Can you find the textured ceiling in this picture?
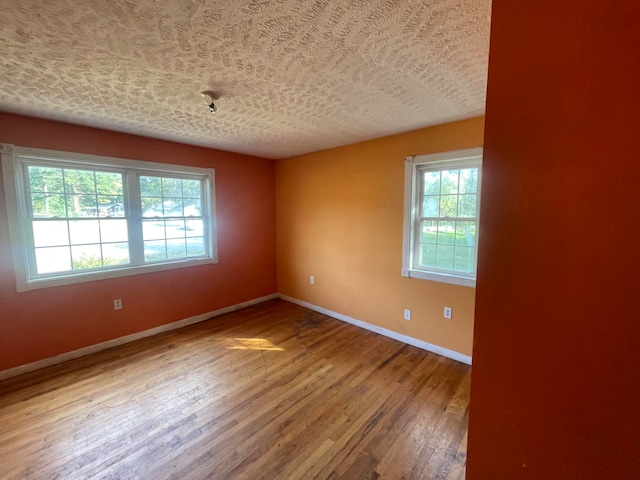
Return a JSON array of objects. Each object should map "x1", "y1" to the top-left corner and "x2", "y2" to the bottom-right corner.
[{"x1": 0, "y1": 0, "x2": 491, "y2": 159}]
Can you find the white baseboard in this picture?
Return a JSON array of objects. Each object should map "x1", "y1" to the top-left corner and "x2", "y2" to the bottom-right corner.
[
  {"x1": 278, "y1": 294, "x2": 472, "y2": 365},
  {"x1": 1, "y1": 292, "x2": 470, "y2": 381},
  {"x1": 0, "y1": 293, "x2": 279, "y2": 381}
]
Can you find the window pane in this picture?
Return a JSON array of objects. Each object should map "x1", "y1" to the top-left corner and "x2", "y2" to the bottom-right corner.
[
  {"x1": 419, "y1": 243, "x2": 437, "y2": 268},
  {"x1": 140, "y1": 175, "x2": 203, "y2": 264},
  {"x1": 102, "y1": 243, "x2": 130, "y2": 265},
  {"x1": 441, "y1": 170, "x2": 460, "y2": 194},
  {"x1": 185, "y1": 219, "x2": 204, "y2": 237},
  {"x1": 142, "y1": 197, "x2": 163, "y2": 217},
  {"x1": 455, "y1": 222, "x2": 476, "y2": 247},
  {"x1": 459, "y1": 168, "x2": 478, "y2": 194},
  {"x1": 100, "y1": 219, "x2": 128, "y2": 243},
  {"x1": 33, "y1": 220, "x2": 69, "y2": 247},
  {"x1": 76, "y1": 195, "x2": 99, "y2": 217},
  {"x1": 421, "y1": 221, "x2": 437, "y2": 244},
  {"x1": 167, "y1": 238, "x2": 187, "y2": 259},
  {"x1": 422, "y1": 171, "x2": 441, "y2": 195},
  {"x1": 437, "y1": 221, "x2": 455, "y2": 245},
  {"x1": 143, "y1": 220, "x2": 166, "y2": 241},
  {"x1": 422, "y1": 196, "x2": 439, "y2": 217},
  {"x1": 162, "y1": 177, "x2": 182, "y2": 196},
  {"x1": 48, "y1": 194, "x2": 68, "y2": 217},
  {"x1": 140, "y1": 176, "x2": 162, "y2": 197},
  {"x1": 28, "y1": 167, "x2": 130, "y2": 275},
  {"x1": 71, "y1": 244, "x2": 103, "y2": 270},
  {"x1": 454, "y1": 246, "x2": 474, "y2": 273},
  {"x1": 439, "y1": 195, "x2": 458, "y2": 217},
  {"x1": 436, "y1": 245, "x2": 455, "y2": 270},
  {"x1": 95, "y1": 172, "x2": 123, "y2": 195},
  {"x1": 95, "y1": 197, "x2": 124, "y2": 217},
  {"x1": 458, "y1": 194, "x2": 477, "y2": 217},
  {"x1": 165, "y1": 220, "x2": 186, "y2": 239},
  {"x1": 163, "y1": 199, "x2": 183, "y2": 217},
  {"x1": 29, "y1": 166, "x2": 64, "y2": 193},
  {"x1": 187, "y1": 237, "x2": 205, "y2": 256},
  {"x1": 31, "y1": 193, "x2": 66, "y2": 217},
  {"x1": 144, "y1": 240, "x2": 167, "y2": 262},
  {"x1": 69, "y1": 220, "x2": 100, "y2": 245},
  {"x1": 31, "y1": 195, "x2": 49, "y2": 218},
  {"x1": 182, "y1": 179, "x2": 201, "y2": 198},
  {"x1": 183, "y1": 200, "x2": 201, "y2": 217},
  {"x1": 66, "y1": 195, "x2": 89, "y2": 218},
  {"x1": 30, "y1": 194, "x2": 47, "y2": 217},
  {"x1": 35, "y1": 246, "x2": 71, "y2": 274},
  {"x1": 64, "y1": 169, "x2": 96, "y2": 195}
]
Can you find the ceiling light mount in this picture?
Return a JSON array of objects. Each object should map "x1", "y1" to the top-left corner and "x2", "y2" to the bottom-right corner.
[{"x1": 201, "y1": 91, "x2": 219, "y2": 113}]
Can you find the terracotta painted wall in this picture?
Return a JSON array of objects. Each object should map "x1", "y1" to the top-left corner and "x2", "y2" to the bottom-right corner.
[
  {"x1": 276, "y1": 117, "x2": 484, "y2": 357},
  {"x1": 468, "y1": 1, "x2": 640, "y2": 479},
  {"x1": 0, "y1": 112, "x2": 276, "y2": 372}
]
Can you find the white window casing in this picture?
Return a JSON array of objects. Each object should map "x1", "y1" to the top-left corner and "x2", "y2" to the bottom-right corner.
[
  {"x1": 402, "y1": 147, "x2": 483, "y2": 288},
  {"x1": 1, "y1": 144, "x2": 218, "y2": 292}
]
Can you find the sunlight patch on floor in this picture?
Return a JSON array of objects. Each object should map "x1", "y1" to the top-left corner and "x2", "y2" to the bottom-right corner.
[{"x1": 224, "y1": 338, "x2": 284, "y2": 351}]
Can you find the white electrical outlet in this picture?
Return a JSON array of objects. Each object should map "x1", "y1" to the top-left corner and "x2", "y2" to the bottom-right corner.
[
  {"x1": 444, "y1": 307, "x2": 452, "y2": 319},
  {"x1": 114, "y1": 299, "x2": 122, "y2": 310},
  {"x1": 310, "y1": 275, "x2": 315, "y2": 284},
  {"x1": 404, "y1": 309, "x2": 411, "y2": 321}
]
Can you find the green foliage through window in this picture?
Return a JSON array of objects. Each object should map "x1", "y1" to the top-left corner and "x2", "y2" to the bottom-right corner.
[
  {"x1": 2, "y1": 145, "x2": 217, "y2": 291},
  {"x1": 418, "y1": 166, "x2": 478, "y2": 274}
]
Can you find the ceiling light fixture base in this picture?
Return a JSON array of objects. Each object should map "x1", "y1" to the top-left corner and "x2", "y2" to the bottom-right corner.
[{"x1": 201, "y1": 91, "x2": 220, "y2": 113}]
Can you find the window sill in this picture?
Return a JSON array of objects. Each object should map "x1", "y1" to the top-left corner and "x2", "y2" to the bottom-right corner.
[
  {"x1": 402, "y1": 268, "x2": 476, "y2": 288},
  {"x1": 15, "y1": 257, "x2": 218, "y2": 293}
]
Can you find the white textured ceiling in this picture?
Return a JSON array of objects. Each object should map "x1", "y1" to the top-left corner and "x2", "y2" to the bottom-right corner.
[{"x1": 0, "y1": 0, "x2": 491, "y2": 159}]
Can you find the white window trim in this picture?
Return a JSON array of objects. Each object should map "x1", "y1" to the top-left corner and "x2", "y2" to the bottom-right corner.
[
  {"x1": 1, "y1": 144, "x2": 218, "y2": 292},
  {"x1": 402, "y1": 147, "x2": 483, "y2": 288}
]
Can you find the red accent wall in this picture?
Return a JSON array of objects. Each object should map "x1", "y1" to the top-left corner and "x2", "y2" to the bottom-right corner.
[
  {"x1": 468, "y1": 2, "x2": 640, "y2": 479},
  {"x1": 0, "y1": 112, "x2": 276, "y2": 371}
]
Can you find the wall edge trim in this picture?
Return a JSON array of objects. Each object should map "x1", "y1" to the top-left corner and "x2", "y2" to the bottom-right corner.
[
  {"x1": 0, "y1": 293, "x2": 279, "y2": 381},
  {"x1": 278, "y1": 294, "x2": 472, "y2": 365}
]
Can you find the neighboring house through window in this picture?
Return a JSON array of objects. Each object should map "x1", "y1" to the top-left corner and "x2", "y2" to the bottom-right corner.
[
  {"x1": 1, "y1": 144, "x2": 218, "y2": 292},
  {"x1": 402, "y1": 147, "x2": 482, "y2": 287}
]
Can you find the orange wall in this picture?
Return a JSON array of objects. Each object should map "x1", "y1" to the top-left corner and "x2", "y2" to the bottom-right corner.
[
  {"x1": 468, "y1": 1, "x2": 640, "y2": 479},
  {"x1": 276, "y1": 117, "x2": 484, "y2": 357},
  {"x1": 0, "y1": 112, "x2": 276, "y2": 372}
]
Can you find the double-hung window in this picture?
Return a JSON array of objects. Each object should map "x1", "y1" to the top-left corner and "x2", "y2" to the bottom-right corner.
[
  {"x1": 402, "y1": 147, "x2": 482, "y2": 287},
  {"x1": 2, "y1": 144, "x2": 218, "y2": 292}
]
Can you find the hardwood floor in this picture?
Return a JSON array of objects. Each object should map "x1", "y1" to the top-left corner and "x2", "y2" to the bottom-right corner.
[{"x1": 0, "y1": 299, "x2": 470, "y2": 479}]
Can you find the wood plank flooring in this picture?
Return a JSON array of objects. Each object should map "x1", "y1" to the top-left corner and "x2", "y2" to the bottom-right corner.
[{"x1": 0, "y1": 299, "x2": 470, "y2": 479}]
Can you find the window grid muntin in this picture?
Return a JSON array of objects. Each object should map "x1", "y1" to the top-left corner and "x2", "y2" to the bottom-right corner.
[
  {"x1": 6, "y1": 149, "x2": 214, "y2": 287},
  {"x1": 140, "y1": 174, "x2": 206, "y2": 264},
  {"x1": 402, "y1": 147, "x2": 482, "y2": 287},
  {"x1": 24, "y1": 161, "x2": 130, "y2": 276},
  {"x1": 412, "y1": 160, "x2": 480, "y2": 279}
]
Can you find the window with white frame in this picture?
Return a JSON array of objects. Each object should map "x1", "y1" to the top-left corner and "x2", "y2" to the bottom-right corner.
[
  {"x1": 402, "y1": 147, "x2": 482, "y2": 287},
  {"x1": 1, "y1": 144, "x2": 217, "y2": 292}
]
